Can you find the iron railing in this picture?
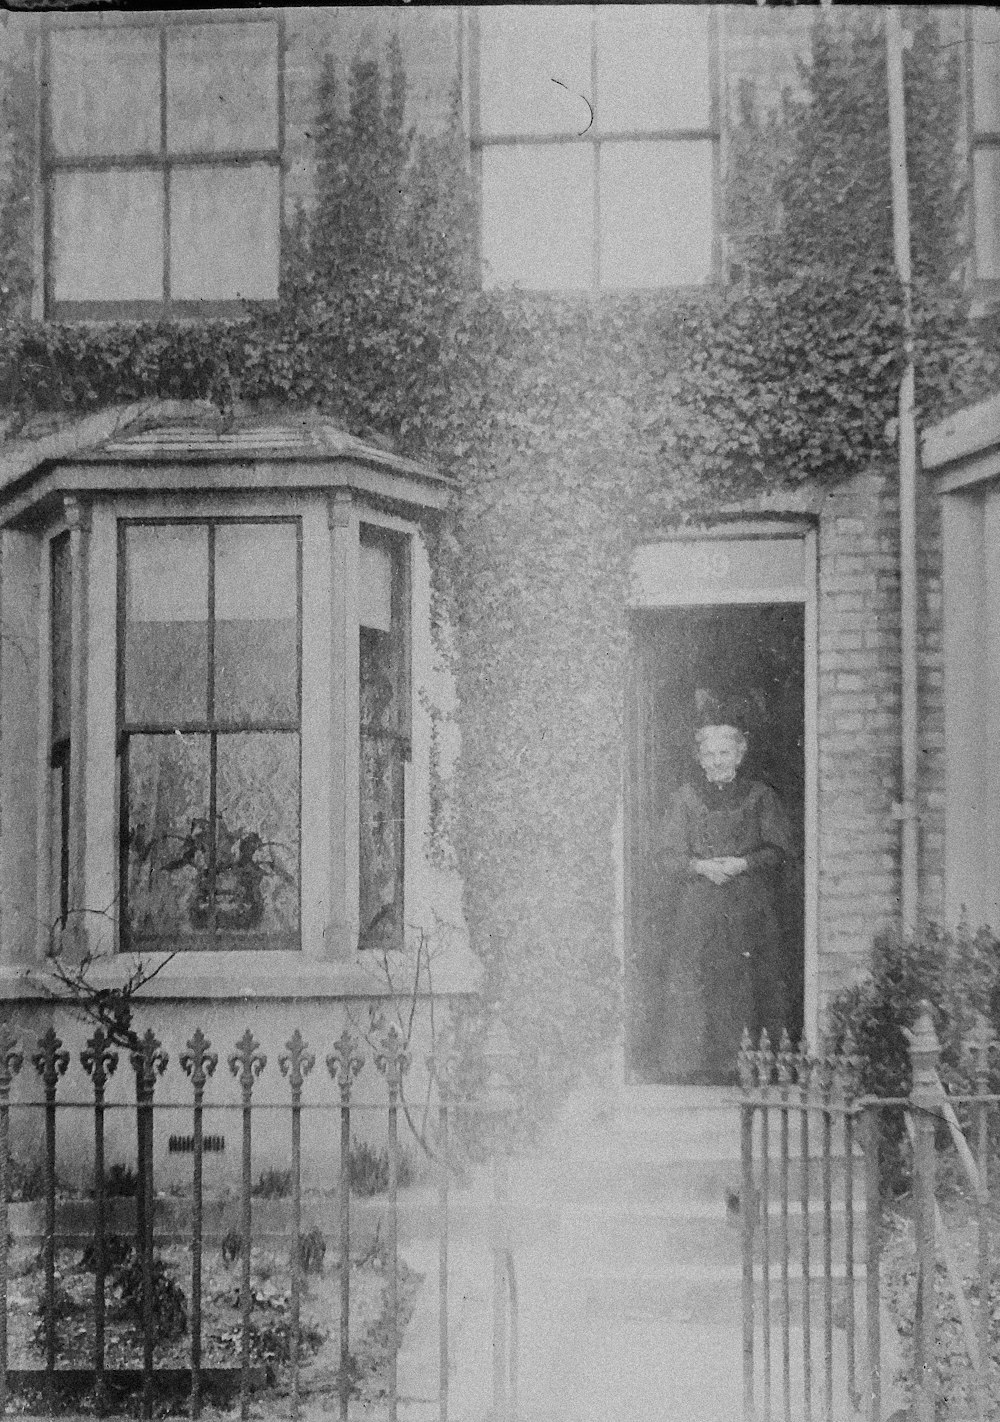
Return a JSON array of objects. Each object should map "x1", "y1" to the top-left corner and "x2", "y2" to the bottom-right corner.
[
  {"x1": 738, "y1": 1005, "x2": 999, "y2": 1422},
  {"x1": 0, "y1": 1018, "x2": 519, "y2": 1422}
]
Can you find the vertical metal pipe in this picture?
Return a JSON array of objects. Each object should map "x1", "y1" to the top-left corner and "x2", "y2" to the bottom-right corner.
[
  {"x1": 974, "y1": 1024, "x2": 991, "y2": 1420},
  {"x1": 761, "y1": 1096, "x2": 772, "y2": 1422},
  {"x1": 844, "y1": 1105, "x2": 857, "y2": 1411},
  {"x1": 375, "y1": 1026, "x2": 409, "y2": 1422},
  {"x1": 327, "y1": 1028, "x2": 364, "y2": 1422},
  {"x1": 0, "y1": 1028, "x2": 23, "y2": 1422},
  {"x1": 799, "y1": 1048, "x2": 813, "y2": 1422},
  {"x1": 741, "y1": 1098, "x2": 755, "y2": 1420},
  {"x1": 82, "y1": 1029, "x2": 118, "y2": 1420},
  {"x1": 228, "y1": 1031, "x2": 266, "y2": 1422},
  {"x1": 280, "y1": 1032, "x2": 315, "y2": 1422},
  {"x1": 908, "y1": 1006, "x2": 939, "y2": 1422},
  {"x1": 32, "y1": 1028, "x2": 68, "y2": 1420},
  {"x1": 776, "y1": 1037, "x2": 792, "y2": 1422},
  {"x1": 438, "y1": 1088, "x2": 450, "y2": 1422},
  {"x1": 864, "y1": 1107, "x2": 882, "y2": 1422},
  {"x1": 885, "y1": 4, "x2": 920, "y2": 934},
  {"x1": 181, "y1": 1030, "x2": 217, "y2": 1422},
  {"x1": 821, "y1": 1060, "x2": 834, "y2": 1422}
]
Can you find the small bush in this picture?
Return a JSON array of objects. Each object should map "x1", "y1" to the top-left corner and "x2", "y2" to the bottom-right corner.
[
  {"x1": 111, "y1": 1250, "x2": 188, "y2": 1342},
  {"x1": 252, "y1": 1167, "x2": 292, "y2": 1200},
  {"x1": 220, "y1": 1228, "x2": 243, "y2": 1265},
  {"x1": 31, "y1": 1282, "x2": 81, "y2": 1349},
  {"x1": 8, "y1": 1159, "x2": 47, "y2": 1202},
  {"x1": 348, "y1": 1138, "x2": 415, "y2": 1198},
  {"x1": 79, "y1": 1234, "x2": 132, "y2": 1274},
  {"x1": 104, "y1": 1163, "x2": 139, "y2": 1198},
  {"x1": 299, "y1": 1225, "x2": 326, "y2": 1275}
]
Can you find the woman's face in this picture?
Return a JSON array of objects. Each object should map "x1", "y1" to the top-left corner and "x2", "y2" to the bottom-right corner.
[{"x1": 696, "y1": 724, "x2": 747, "y2": 785}]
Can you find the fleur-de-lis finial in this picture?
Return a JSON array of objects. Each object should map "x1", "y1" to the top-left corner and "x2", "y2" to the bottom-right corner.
[
  {"x1": 375, "y1": 1023, "x2": 410, "y2": 1098},
  {"x1": 32, "y1": 1026, "x2": 70, "y2": 1092},
  {"x1": 228, "y1": 1029, "x2": 266, "y2": 1099},
  {"x1": 737, "y1": 1026, "x2": 756, "y2": 1092},
  {"x1": 756, "y1": 1028, "x2": 775, "y2": 1090},
  {"x1": 776, "y1": 1028, "x2": 795, "y2": 1090},
  {"x1": 837, "y1": 1026, "x2": 863, "y2": 1102},
  {"x1": 0, "y1": 1023, "x2": 23, "y2": 1094},
  {"x1": 796, "y1": 1036, "x2": 814, "y2": 1094},
  {"x1": 326, "y1": 1028, "x2": 365, "y2": 1102},
  {"x1": 81, "y1": 1027, "x2": 119, "y2": 1094},
  {"x1": 279, "y1": 1030, "x2": 316, "y2": 1095},
  {"x1": 180, "y1": 1029, "x2": 218, "y2": 1093},
  {"x1": 130, "y1": 1028, "x2": 168, "y2": 1094}
]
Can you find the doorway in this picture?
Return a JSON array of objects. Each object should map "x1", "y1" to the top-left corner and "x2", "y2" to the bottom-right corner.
[{"x1": 625, "y1": 603, "x2": 806, "y2": 1083}]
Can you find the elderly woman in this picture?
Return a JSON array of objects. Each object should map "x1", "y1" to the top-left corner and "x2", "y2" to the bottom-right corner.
[{"x1": 659, "y1": 696, "x2": 795, "y2": 1084}]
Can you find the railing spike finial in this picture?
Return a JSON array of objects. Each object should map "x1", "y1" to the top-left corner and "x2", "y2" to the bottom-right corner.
[
  {"x1": 905, "y1": 1001, "x2": 940, "y2": 1094},
  {"x1": 971, "y1": 1012, "x2": 994, "y2": 1092},
  {"x1": 326, "y1": 1027, "x2": 365, "y2": 1103},
  {"x1": 32, "y1": 1026, "x2": 70, "y2": 1090},
  {"x1": 228, "y1": 1030, "x2": 266, "y2": 1098},
  {"x1": 776, "y1": 1028, "x2": 795, "y2": 1088},
  {"x1": 757, "y1": 1027, "x2": 775, "y2": 1089},
  {"x1": 279, "y1": 1029, "x2": 316, "y2": 1093},
  {"x1": 737, "y1": 1027, "x2": 756, "y2": 1092},
  {"x1": 130, "y1": 1028, "x2": 168, "y2": 1093},
  {"x1": 0, "y1": 1023, "x2": 23, "y2": 1093},
  {"x1": 375, "y1": 1023, "x2": 411, "y2": 1096},
  {"x1": 81, "y1": 1027, "x2": 119, "y2": 1093},
  {"x1": 181, "y1": 1028, "x2": 218, "y2": 1092},
  {"x1": 838, "y1": 1026, "x2": 863, "y2": 1102},
  {"x1": 796, "y1": 1035, "x2": 814, "y2": 1094}
]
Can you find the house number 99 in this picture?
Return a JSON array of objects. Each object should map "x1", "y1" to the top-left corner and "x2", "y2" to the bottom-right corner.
[{"x1": 692, "y1": 548, "x2": 731, "y2": 579}]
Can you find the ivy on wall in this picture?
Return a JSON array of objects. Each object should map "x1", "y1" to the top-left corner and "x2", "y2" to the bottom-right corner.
[{"x1": 0, "y1": 13, "x2": 997, "y2": 1100}]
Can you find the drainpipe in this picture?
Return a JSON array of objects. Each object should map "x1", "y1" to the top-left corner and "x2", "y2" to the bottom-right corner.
[{"x1": 886, "y1": 8, "x2": 920, "y2": 935}]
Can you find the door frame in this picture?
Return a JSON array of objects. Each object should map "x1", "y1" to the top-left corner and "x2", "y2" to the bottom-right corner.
[{"x1": 617, "y1": 522, "x2": 819, "y2": 1074}]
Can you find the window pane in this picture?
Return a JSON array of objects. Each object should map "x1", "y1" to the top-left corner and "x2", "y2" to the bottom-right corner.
[
  {"x1": 481, "y1": 144, "x2": 594, "y2": 289},
  {"x1": 169, "y1": 164, "x2": 280, "y2": 301},
  {"x1": 360, "y1": 731, "x2": 404, "y2": 952},
  {"x1": 600, "y1": 140, "x2": 714, "y2": 287},
  {"x1": 166, "y1": 21, "x2": 279, "y2": 154},
  {"x1": 360, "y1": 541, "x2": 392, "y2": 633},
  {"x1": 974, "y1": 9, "x2": 1000, "y2": 134},
  {"x1": 215, "y1": 524, "x2": 298, "y2": 723},
  {"x1": 50, "y1": 533, "x2": 72, "y2": 749},
  {"x1": 124, "y1": 525, "x2": 209, "y2": 725},
  {"x1": 49, "y1": 27, "x2": 160, "y2": 157},
  {"x1": 126, "y1": 732, "x2": 211, "y2": 943},
  {"x1": 976, "y1": 148, "x2": 1000, "y2": 280},
  {"x1": 596, "y1": 7, "x2": 711, "y2": 132},
  {"x1": 479, "y1": 5, "x2": 592, "y2": 137},
  {"x1": 216, "y1": 732, "x2": 299, "y2": 938},
  {"x1": 52, "y1": 169, "x2": 163, "y2": 303}
]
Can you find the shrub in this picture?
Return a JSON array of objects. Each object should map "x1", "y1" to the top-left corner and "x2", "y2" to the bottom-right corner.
[
  {"x1": 8, "y1": 1159, "x2": 47, "y2": 1202},
  {"x1": 826, "y1": 920, "x2": 1000, "y2": 1190},
  {"x1": 111, "y1": 1250, "x2": 188, "y2": 1342},
  {"x1": 104, "y1": 1163, "x2": 139, "y2": 1198},
  {"x1": 220, "y1": 1228, "x2": 243, "y2": 1265},
  {"x1": 348, "y1": 1138, "x2": 415, "y2": 1197},
  {"x1": 252, "y1": 1167, "x2": 292, "y2": 1201},
  {"x1": 299, "y1": 1225, "x2": 326, "y2": 1275}
]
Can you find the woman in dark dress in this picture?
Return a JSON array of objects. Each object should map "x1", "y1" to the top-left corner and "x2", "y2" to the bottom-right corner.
[{"x1": 658, "y1": 700, "x2": 795, "y2": 1083}]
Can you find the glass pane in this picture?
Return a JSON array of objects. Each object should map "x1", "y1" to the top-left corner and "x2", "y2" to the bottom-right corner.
[
  {"x1": 479, "y1": 6, "x2": 592, "y2": 137},
  {"x1": 214, "y1": 524, "x2": 298, "y2": 723},
  {"x1": 169, "y1": 164, "x2": 280, "y2": 301},
  {"x1": 166, "y1": 21, "x2": 279, "y2": 153},
  {"x1": 360, "y1": 733, "x2": 404, "y2": 952},
  {"x1": 215, "y1": 732, "x2": 299, "y2": 936},
  {"x1": 50, "y1": 27, "x2": 160, "y2": 157},
  {"x1": 600, "y1": 140, "x2": 714, "y2": 287},
  {"x1": 126, "y1": 732, "x2": 210, "y2": 942},
  {"x1": 124, "y1": 525, "x2": 209, "y2": 725},
  {"x1": 50, "y1": 533, "x2": 72, "y2": 748},
  {"x1": 976, "y1": 148, "x2": 1000, "y2": 280},
  {"x1": 596, "y1": 7, "x2": 711, "y2": 132},
  {"x1": 52, "y1": 169, "x2": 163, "y2": 303},
  {"x1": 361, "y1": 626, "x2": 400, "y2": 737},
  {"x1": 481, "y1": 144, "x2": 594, "y2": 289},
  {"x1": 974, "y1": 9, "x2": 1000, "y2": 134}
]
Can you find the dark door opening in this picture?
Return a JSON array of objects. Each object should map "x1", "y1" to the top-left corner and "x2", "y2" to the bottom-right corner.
[{"x1": 625, "y1": 603, "x2": 805, "y2": 1084}]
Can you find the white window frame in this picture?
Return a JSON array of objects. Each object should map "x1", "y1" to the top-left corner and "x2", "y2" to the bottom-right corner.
[{"x1": 469, "y1": 4, "x2": 721, "y2": 291}]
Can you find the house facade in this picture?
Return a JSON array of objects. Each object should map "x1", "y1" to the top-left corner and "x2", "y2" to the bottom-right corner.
[{"x1": 0, "y1": 7, "x2": 991, "y2": 1148}]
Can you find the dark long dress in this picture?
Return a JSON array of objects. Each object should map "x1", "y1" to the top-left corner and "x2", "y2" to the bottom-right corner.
[{"x1": 658, "y1": 774, "x2": 795, "y2": 1083}]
